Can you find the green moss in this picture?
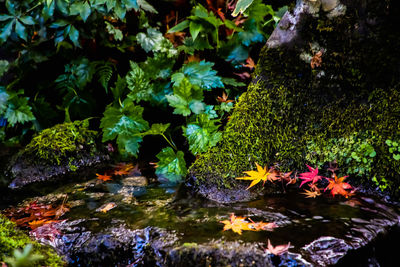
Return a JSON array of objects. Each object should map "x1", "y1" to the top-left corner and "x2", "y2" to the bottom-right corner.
[
  {"x1": 0, "y1": 214, "x2": 64, "y2": 266},
  {"x1": 189, "y1": 2, "x2": 400, "y2": 197},
  {"x1": 25, "y1": 120, "x2": 97, "y2": 166}
]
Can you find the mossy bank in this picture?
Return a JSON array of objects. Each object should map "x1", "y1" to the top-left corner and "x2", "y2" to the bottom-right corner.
[
  {"x1": 6, "y1": 120, "x2": 109, "y2": 189},
  {"x1": 0, "y1": 214, "x2": 64, "y2": 266},
  {"x1": 188, "y1": 0, "x2": 400, "y2": 202}
]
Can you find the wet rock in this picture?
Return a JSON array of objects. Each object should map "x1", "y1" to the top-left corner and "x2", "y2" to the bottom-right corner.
[
  {"x1": 302, "y1": 236, "x2": 351, "y2": 265},
  {"x1": 7, "y1": 151, "x2": 109, "y2": 189},
  {"x1": 122, "y1": 176, "x2": 148, "y2": 187}
]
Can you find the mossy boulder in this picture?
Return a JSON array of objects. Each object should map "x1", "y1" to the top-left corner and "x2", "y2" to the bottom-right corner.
[
  {"x1": 0, "y1": 214, "x2": 64, "y2": 266},
  {"x1": 188, "y1": 0, "x2": 400, "y2": 202},
  {"x1": 7, "y1": 120, "x2": 109, "y2": 189}
]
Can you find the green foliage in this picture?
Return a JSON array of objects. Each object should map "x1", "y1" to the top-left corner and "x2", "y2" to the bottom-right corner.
[
  {"x1": 183, "y1": 114, "x2": 222, "y2": 155},
  {"x1": 172, "y1": 61, "x2": 224, "y2": 91},
  {"x1": 386, "y1": 139, "x2": 400, "y2": 161},
  {"x1": 4, "y1": 244, "x2": 44, "y2": 267},
  {"x1": 0, "y1": 88, "x2": 35, "y2": 127},
  {"x1": 0, "y1": 214, "x2": 64, "y2": 266},
  {"x1": 232, "y1": 0, "x2": 254, "y2": 17},
  {"x1": 306, "y1": 132, "x2": 377, "y2": 176},
  {"x1": 100, "y1": 100, "x2": 149, "y2": 157},
  {"x1": 25, "y1": 119, "x2": 97, "y2": 165},
  {"x1": 166, "y1": 78, "x2": 204, "y2": 116},
  {"x1": 0, "y1": 0, "x2": 285, "y2": 182},
  {"x1": 155, "y1": 147, "x2": 187, "y2": 183}
]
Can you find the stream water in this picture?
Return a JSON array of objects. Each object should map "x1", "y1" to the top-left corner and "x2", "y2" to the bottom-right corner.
[{"x1": 2, "y1": 165, "x2": 400, "y2": 266}]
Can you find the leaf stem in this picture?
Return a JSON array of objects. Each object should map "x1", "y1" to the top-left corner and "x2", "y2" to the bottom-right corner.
[{"x1": 161, "y1": 133, "x2": 177, "y2": 151}]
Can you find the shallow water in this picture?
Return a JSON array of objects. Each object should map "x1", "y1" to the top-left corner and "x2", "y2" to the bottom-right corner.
[{"x1": 3, "y1": 169, "x2": 400, "y2": 266}]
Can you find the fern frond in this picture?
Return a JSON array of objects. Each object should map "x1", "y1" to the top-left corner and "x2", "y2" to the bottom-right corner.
[{"x1": 95, "y1": 62, "x2": 114, "y2": 93}]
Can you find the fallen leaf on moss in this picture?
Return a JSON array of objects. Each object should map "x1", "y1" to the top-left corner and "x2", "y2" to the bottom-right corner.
[{"x1": 236, "y1": 163, "x2": 272, "y2": 189}]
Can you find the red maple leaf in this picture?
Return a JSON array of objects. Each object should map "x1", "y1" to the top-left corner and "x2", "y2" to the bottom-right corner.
[
  {"x1": 299, "y1": 165, "x2": 323, "y2": 187},
  {"x1": 324, "y1": 174, "x2": 353, "y2": 197}
]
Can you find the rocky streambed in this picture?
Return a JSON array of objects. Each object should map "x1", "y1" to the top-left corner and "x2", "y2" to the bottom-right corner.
[{"x1": 2, "y1": 168, "x2": 399, "y2": 267}]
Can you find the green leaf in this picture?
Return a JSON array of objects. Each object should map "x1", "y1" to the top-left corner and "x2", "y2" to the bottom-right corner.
[
  {"x1": 168, "y1": 20, "x2": 189, "y2": 33},
  {"x1": 126, "y1": 61, "x2": 151, "y2": 102},
  {"x1": 0, "y1": 60, "x2": 10, "y2": 77},
  {"x1": 136, "y1": 28, "x2": 163, "y2": 53},
  {"x1": 0, "y1": 20, "x2": 14, "y2": 43},
  {"x1": 166, "y1": 78, "x2": 204, "y2": 116},
  {"x1": 69, "y1": 25, "x2": 80, "y2": 47},
  {"x1": 178, "y1": 61, "x2": 224, "y2": 90},
  {"x1": 19, "y1": 16, "x2": 35, "y2": 25},
  {"x1": 110, "y1": 75, "x2": 127, "y2": 101},
  {"x1": 189, "y1": 21, "x2": 203, "y2": 41},
  {"x1": 100, "y1": 101, "x2": 149, "y2": 157},
  {"x1": 105, "y1": 21, "x2": 123, "y2": 41},
  {"x1": 386, "y1": 139, "x2": 392, "y2": 146},
  {"x1": 0, "y1": 14, "x2": 13, "y2": 21},
  {"x1": 393, "y1": 154, "x2": 400, "y2": 161},
  {"x1": 221, "y1": 77, "x2": 246, "y2": 87},
  {"x1": 239, "y1": 19, "x2": 265, "y2": 46},
  {"x1": 137, "y1": 0, "x2": 157, "y2": 13},
  {"x1": 0, "y1": 87, "x2": 9, "y2": 113},
  {"x1": 155, "y1": 147, "x2": 187, "y2": 183},
  {"x1": 71, "y1": 2, "x2": 92, "y2": 22},
  {"x1": 183, "y1": 114, "x2": 222, "y2": 155},
  {"x1": 232, "y1": 0, "x2": 254, "y2": 17},
  {"x1": 4, "y1": 94, "x2": 35, "y2": 126},
  {"x1": 15, "y1": 20, "x2": 27, "y2": 41},
  {"x1": 369, "y1": 150, "x2": 376, "y2": 158},
  {"x1": 143, "y1": 123, "x2": 170, "y2": 136}
]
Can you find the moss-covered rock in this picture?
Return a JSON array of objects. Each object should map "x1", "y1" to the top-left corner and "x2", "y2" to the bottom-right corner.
[
  {"x1": 188, "y1": 0, "x2": 400, "y2": 202},
  {"x1": 0, "y1": 214, "x2": 64, "y2": 266},
  {"x1": 7, "y1": 120, "x2": 109, "y2": 189}
]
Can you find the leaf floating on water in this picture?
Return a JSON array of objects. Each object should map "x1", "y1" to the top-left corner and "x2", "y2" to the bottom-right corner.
[
  {"x1": 220, "y1": 213, "x2": 253, "y2": 235},
  {"x1": 265, "y1": 239, "x2": 291, "y2": 256},
  {"x1": 96, "y1": 173, "x2": 112, "y2": 181},
  {"x1": 97, "y1": 202, "x2": 117, "y2": 213}
]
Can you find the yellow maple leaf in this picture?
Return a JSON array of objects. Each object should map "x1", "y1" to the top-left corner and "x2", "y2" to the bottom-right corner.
[
  {"x1": 220, "y1": 213, "x2": 253, "y2": 235},
  {"x1": 236, "y1": 162, "x2": 275, "y2": 189}
]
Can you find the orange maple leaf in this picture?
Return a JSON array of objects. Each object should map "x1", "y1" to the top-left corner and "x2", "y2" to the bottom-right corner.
[
  {"x1": 113, "y1": 169, "x2": 129, "y2": 176},
  {"x1": 220, "y1": 213, "x2": 253, "y2": 235},
  {"x1": 217, "y1": 92, "x2": 234, "y2": 103},
  {"x1": 96, "y1": 173, "x2": 112, "y2": 181},
  {"x1": 302, "y1": 189, "x2": 321, "y2": 198},
  {"x1": 265, "y1": 239, "x2": 291, "y2": 255},
  {"x1": 248, "y1": 219, "x2": 278, "y2": 231},
  {"x1": 236, "y1": 163, "x2": 274, "y2": 189},
  {"x1": 242, "y1": 57, "x2": 255, "y2": 70},
  {"x1": 311, "y1": 51, "x2": 323, "y2": 69},
  {"x1": 324, "y1": 174, "x2": 353, "y2": 197}
]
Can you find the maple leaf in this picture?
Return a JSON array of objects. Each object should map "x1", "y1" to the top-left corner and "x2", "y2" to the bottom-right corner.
[
  {"x1": 28, "y1": 219, "x2": 59, "y2": 230},
  {"x1": 113, "y1": 169, "x2": 129, "y2": 176},
  {"x1": 96, "y1": 173, "x2": 112, "y2": 181},
  {"x1": 248, "y1": 219, "x2": 278, "y2": 231},
  {"x1": 217, "y1": 92, "x2": 234, "y2": 103},
  {"x1": 265, "y1": 239, "x2": 291, "y2": 256},
  {"x1": 242, "y1": 57, "x2": 255, "y2": 70},
  {"x1": 97, "y1": 202, "x2": 117, "y2": 213},
  {"x1": 301, "y1": 189, "x2": 321, "y2": 198},
  {"x1": 236, "y1": 163, "x2": 271, "y2": 189},
  {"x1": 54, "y1": 204, "x2": 70, "y2": 219},
  {"x1": 324, "y1": 174, "x2": 353, "y2": 197},
  {"x1": 299, "y1": 165, "x2": 323, "y2": 187},
  {"x1": 220, "y1": 213, "x2": 253, "y2": 235},
  {"x1": 30, "y1": 221, "x2": 61, "y2": 242},
  {"x1": 311, "y1": 51, "x2": 323, "y2": 69}
]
